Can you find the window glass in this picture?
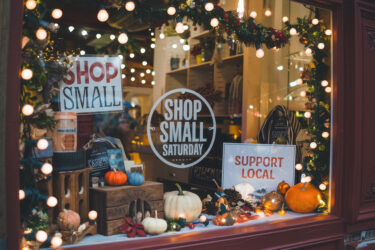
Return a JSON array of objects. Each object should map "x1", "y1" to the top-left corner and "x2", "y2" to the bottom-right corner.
[{"x1": 19, "y1": 0, "x2": 332, "y2": 248}]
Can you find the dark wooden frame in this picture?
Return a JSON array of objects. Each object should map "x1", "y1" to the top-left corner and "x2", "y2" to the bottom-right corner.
[{"x1": 7, "y1": 0, "x2": 375, "y2": 249}]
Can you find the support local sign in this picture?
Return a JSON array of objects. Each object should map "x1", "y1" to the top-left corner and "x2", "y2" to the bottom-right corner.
[
  {"x1": 222, "y1": 143, "x2": 296, "y2": 195},
  {"x1": 60, "y1": 56, "x2": 123, "y2": 113}
]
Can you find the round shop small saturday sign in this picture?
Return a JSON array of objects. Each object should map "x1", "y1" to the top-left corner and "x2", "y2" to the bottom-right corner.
[{"x1": 147, "y1": 88, "x2": 216, "y2": 168}]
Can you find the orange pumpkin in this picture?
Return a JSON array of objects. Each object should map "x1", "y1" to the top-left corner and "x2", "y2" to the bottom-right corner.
[
  {"x1": 58, "y1": 209, "x2": 81, "y2": 231},
  {"x1": 105, "y1": 169, "x2": 127, "y2": 186},
  {"x1": 213, "y1": 212, "x2": 235, "y2": 226},
  {"x1": 285, "y1": 182, "x2": 321, "y2": 213},
  {"x1": 277, "y1": 181, "x2": 290, "y2": 195}
]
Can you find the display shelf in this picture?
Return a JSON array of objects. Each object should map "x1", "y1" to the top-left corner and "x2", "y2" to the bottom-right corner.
[
  {"x1": 166, "y1": 67, "x2": 188, "y2": 75},
  {"x1": 222, "y1": 54, "x2": 243, "y2": 62},
  {"x1": 189, "y1": 61, "x2": 212, "y2": 70}
]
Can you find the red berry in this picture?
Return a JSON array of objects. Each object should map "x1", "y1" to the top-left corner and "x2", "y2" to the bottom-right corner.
[{"x1": 224, "y1": 13, "x2": 229, "y2": 18}]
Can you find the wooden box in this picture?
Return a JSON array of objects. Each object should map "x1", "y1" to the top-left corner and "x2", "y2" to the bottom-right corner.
[{"x1": 90, "y1": 181, "x2": 164, "y2": 236}]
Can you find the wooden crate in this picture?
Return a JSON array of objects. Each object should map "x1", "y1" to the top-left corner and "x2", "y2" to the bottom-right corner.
[
  {"x1": 53, "y1": 168, "x2": 91, "y2": 221},
  {"x1": 90, "y1": 181, "x2": 164, "y2": 236}
]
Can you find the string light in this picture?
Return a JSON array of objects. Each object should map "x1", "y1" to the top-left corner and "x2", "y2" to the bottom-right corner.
[
  {"x1": 19, "y1": 190, "x2": 25, "y2": 200},
  {"x1": 321, "y1": 80, "x2": 329, "y2": 87},
  {"x1": 319, "y1": 183, "x2": 327, "y2": 191},
  {"x1": 110, "y1": 34, "x2": 116, "y2": 40},
  {"x1": 250, "y1": 11, "x2": 257, "y2": 19},
  {"x1": 305, "y1": 48, "x2": 313, "y2": 56},
  {"x1": 310, "y1": 142, "x2": 317, "y2": 149},
  {"x1": 25, "y1": 0, "x2": 37, "y2": 10},
  {"x1": 142, "y1": 61, "x2": 147, "y2": 66},
  {"x1": 200, "y1": 215, "x2": 207, "y2": 223},
  {"x1": 150, "y1": 43, "x2": 155, "y2": 48},
  {"x1": 297, "y1": 78, "x2": 303, "y2": 85},
  {"x1": 175, "y1": 22, "x2": 184, "y2": 33},
  {"x1": 141, "y1": 79, "x2": 146, "y2": 84},
  {"x1": 121, "y1": 64, "x2": 125, "y2": 69},
  {"x1": 312, "y1": 18, "x2": 319, "y2": 25},
  {"x1": 151, "y1": 81, "x2": 155, "y2": 85},
  {"x1": 264, "y1": 9, "x2": 272, "y2": 17},
  {"x1": 210, "y1": 18, "x2": 219, "y2": 27},
  {"x1": 295, "y1": 164, "x2": 303, "y2": 171},
  {"x1": 183, "y1": 44, "x2": 190, "y2": 51},
  {"x1": 151, "y1": 32, "x2": 154, "y2": 36},
  {"x1": 322, "y1": 132, "x2": 329, "y2": 138},
  {"x1": 81, "y1": 29, "x2": 88, "y2": 36},
  {"x1": 41, "y1": 163, "x2": 53, "y2": 175},
  {"x1": 325, "y1": 29, "x2": 332, "y2": 36},
  {"x1": 80, "y1": 50, "x2": 86, "y2": 56},
  {"x1": 325, "y1": 87, "x2": 332, "y2": 93},
  {"x1": 277, "y1": 65, "x2": 283, "y2": 71},
  {"x1": 68, "y1": 26, "x2": 75, "y2": 32},
  {"x1": 88, "y1": 210, "x2": 98, "y2": 220},
  {"x1": 282, "y1": 16, "x2": 289, "y2": 23},
  {"x1": 159, "y1": 33, "x2": 165, "y2": 39},
  {"x1": 37, "y1": 138, "x2": 49, "y2": 150},
  {"x1": 51, "y1": 8, "x2": 63, "y2": 19},
  {"x1": 46, "y1": 196, "x2": 58, "y2": 207},
  {"x1": 22, "y1": 104, "x2": 34, "y2": 116},
  {"x1": 140, "y1": 48, "x2": 146, "y2": 53},
  {"x1": 51, "y1": 236, "x2": 63, "y2": 248},
  {"x1": 205, "y1": 2, "x2": 214, "y2": 11},
  {"x1": 305, "y1": 176, "x2": 312, "y2": 182},
  {"x1": 131, "y1": 77, "x2": 135, "y2": 82},
  {"x1": 97, "y1": 9, "x2": 109, "y2": 22},
  {"x1": 167, "y1": 6, "x2": 176, "y2": 16},
  {"x1": 36, "y1": 28, "x2": 47, "y2": 40},
  {"x1": 130, "y1": 68, "x2": 135, "y2": 73},
  {"x1": 125, "y1": 1, "x2": 135, "y2": 11},
  {"x1": 122, "y1": 74, "x2": 126, "y2": 79},
  {"x1": 36, "y1": 230, "x2": 48, "y2": 243},
  {"x1": 304, "y1": 111, "x2": 311, "y2": 118},
  {"x1": 172, "y1": 43, "x2": 178, "y2": 49},
  {"x1": 145, "y1": 69, "x2": 151, "y2": 74},
  {"x1": 118, "y1": 33, "x2": 128, "y2": 44},
  {"x1": 140, "y1": 72, "x2": 145, "y2": 77},
  {"x1": 300, "y1": 91, "x2": 306, "y2": 97},
  {"x1": 152, "y1": 71, "x2": 155, "y2": 76},
  {"x1": 129, "y1": 53, "x2": 135, "y2": 58},
  {"x1": 255, "y1": 48, "x2": 264, "y2": 58},
  {"x1": 290, "y1": 28, "x2": 297, "y2": 35},
  {"x1": 317, "y1": 43, "x2": 325, "y2": 50},
  {"x1": 21, "y1": 68, "x2": 33, "y2": 80}
]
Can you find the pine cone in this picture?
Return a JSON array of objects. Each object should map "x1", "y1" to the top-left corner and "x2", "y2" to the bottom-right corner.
[
  {"x1": 224, "y1": 189, "x2": 242, "y2": 206},
  {"x1": 203, "y1": 201, "x2": 218, "y2": 215}
]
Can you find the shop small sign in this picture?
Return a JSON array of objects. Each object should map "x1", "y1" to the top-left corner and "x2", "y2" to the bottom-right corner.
[
  {"x1": 60, "y1": 56, "x2": 123, "y2": 113},
  {"x1": 147, "y1": 88, "x2": 216, "y2": 168},
  {"x1": 222, "y1": 143, "x2": 296, "y2": 194}
]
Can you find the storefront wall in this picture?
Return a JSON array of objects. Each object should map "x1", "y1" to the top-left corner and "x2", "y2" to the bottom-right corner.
[{"x1": 3, "y1": 0, "x2": 375, "y2": 249}]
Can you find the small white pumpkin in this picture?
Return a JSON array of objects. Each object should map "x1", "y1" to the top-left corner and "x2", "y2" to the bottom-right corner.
[
  {"x1": 142, "y1": 210, "x2": 167, "y2": 235},
  {"x1": 164, "y1": 184, "x2": 202, "y2": 222},
  {"x1": 234, "y1": 183, "x2": 255, "y2": 201}
]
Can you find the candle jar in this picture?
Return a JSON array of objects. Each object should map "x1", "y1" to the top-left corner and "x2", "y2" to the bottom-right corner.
[{"x1": 53, "y1": 112, "x2": 77, "y2": 152}]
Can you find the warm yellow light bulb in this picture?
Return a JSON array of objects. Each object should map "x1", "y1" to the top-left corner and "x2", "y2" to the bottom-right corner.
[
  {"x1": 200, "y1": 215, "x2": 207, "y2": 223},
  {"x1": 210, "y1": 18, "x2": 219, "y2": 27},
  {"x1": 118, "y1": 33, "x2": 128, "y2": 44},
  {"x1": 264, "y1": 9, "x2": 272, "y2": 17},
  {"x1": 295, "y1": 163, "x2": 303, "y2": 171},
  {"x1": 325, "y1": 29, "x2": 332, "y2": 36},
  {"x1": 310, "y1": 142, "x2": 317, "y2": 149},
  {"x1": 88, "y1": 210, "x2": 98, "y2": 220},
  {"x1": 325, "y1": 87, "x2": 332, "y2": 93},
  {"x1": 25, "y1": 0, "x2": 37, "y2": 10},
  {"x1": 305, "y1": 48, "x2": 313, "y2": 56},
  {"x1": 321, "y1": 80, "x2": 329, "y2": 87},
  {"x1": 290, "y1": 28, "x2": 297, "y2": 35},
  {"x1": 37, "y1": 138, "x2": 49, "y2": 150},
  {"x1": 322, "y1": 132, "x2": 329, "y2": 138},
  {"x1": 22, "y1": 104, "x2": 34, "y2": 116},
  {"x1": 46, "y1": 196, "x2": 58, "y2": 207},
  {"x1": 318, "y1": 43, "x2": 325, "y2": 50},
  {"x1": 205, "y1": 2, "x2": 214, "y2": 11},
  {"x1": 312, "y1": 18, "x2": 319, "y2": 25},
  {"x1": 97, "y1": 9, "x2": 109, "y2": 22},
  {"x1": 282, "y1": 16, "x2": 289, "y2": 23},
  {"x1": 36, "y1": 230, "x2": 48, "y2": 243},
  {"x1": 21, "y1": 68, "x2": 33, "y2": 80},
  {"x1": 125, "y1": 1, "x2": 135, "y2": 11},
  {"x1": 175, "y1": 22, "x2": 184, "y2": 33},
  {"x1": 250, "y1": 11, "x2": 257, "y2": 19},
  {"x1": 50, "y1": 236, "x2": 63, "y2": 247},
  {"x1": 319, "y1": 183, "x2": 327, "y2": 191},
  {"x1": 297, "y1": 78, "x2": 303, "y2": 85},
  {"x1": 41, "y1": 162, "x2": 53, "y2": 175},
  {"x1": 19, "y1": 190, "x2": 25, "y2": 200},
  {"x1": 256, "y1": 48, "x2": 264, "y2": 58},
  {"x1": 51, "y1": 8, "x2": 63, "y2": 19},
  {"x1": 304, "y1": 111, "x2": 311, "y2": 119},
  {"x1": 36, "y1": 28, "x2": 47, "y2": 40},
  {"x1": 300, "y1": 91, "x2": 306, "y2": 97},
  {"x1": 167, "y1": 6, "x2": 176, "y2": 16}
]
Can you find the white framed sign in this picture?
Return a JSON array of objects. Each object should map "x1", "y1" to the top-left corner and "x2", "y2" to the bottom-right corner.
[
  {"x1": 60, "y1": 56, "x2": 123, "y2": 113},
  {"x1": 147, "y1": 88, "x2": 216, "y2": 168},
  {"x1": 222, "y1": 143, "x2": 296, "y2": 195}
]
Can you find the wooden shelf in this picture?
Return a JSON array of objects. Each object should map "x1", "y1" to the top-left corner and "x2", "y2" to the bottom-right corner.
[
  {"x1": 189, "y1": 61, "x2": 212, "y2": 70},
  {"x1": 222, "y1": 53, "x2": 243, "y2": 62},
  {"x1": 166, "y1": 67, "x2": 188, "y2": 75}
]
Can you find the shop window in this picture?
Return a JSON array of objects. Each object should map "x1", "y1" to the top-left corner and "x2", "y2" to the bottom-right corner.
[{"x1": 19, "y1": 0, "x2": 332, "y2": 248}]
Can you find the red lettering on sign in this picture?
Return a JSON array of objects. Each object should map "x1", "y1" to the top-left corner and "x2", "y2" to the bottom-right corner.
[
  {"x1": 263, "y1": 157, "x2": 270, "y2": 167},
  {"x1": 235, "y1": 156, "x2": 241, "y2": 166},
  {"x1": 256, "y1": 157, "x2": 262, "y2": 166},
  {"x1": 77, "y1": 61, "x2": 89, "y2": 84},
  {"x1": 278, "y1": 157, "x2": 284, "y2": 167},
  {"x1": 63, "y1": 70, "x2": 75, "y2": 85},
  {"x1": 271, "y1": 157, "x2": 277, "y2": 167},
  {"x1": 90, "y1": 62, "x2": 105, "y2": 82},
  {"x1": 256, "y1": 169, "x2": 262, "y2": 179},
  {"x1": 249, "y1": 156, "x2": 255, "y2": 166},
  {"x1": 106, "y1": 62, "x2": 118, "y2": 83}
]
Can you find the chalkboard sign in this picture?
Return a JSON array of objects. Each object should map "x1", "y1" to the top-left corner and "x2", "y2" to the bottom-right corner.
[
  {"x1": 86, "y1": 141, "x2": 112, "y2": 182},
  {"x1": 269, "y1": 113, "x2": 289, "y2": 144}
]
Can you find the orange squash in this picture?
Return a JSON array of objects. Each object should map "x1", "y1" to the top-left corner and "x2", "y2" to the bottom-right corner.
[
  {"x1": 285, "y1": 182, "x2": 321, "y2": 213},
  {"x1": 105, "y1": 169, "x2": 127, "y2": 186},
  {"x1": 277, "y1": 181, "x2": 290, "y2": 195}
]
